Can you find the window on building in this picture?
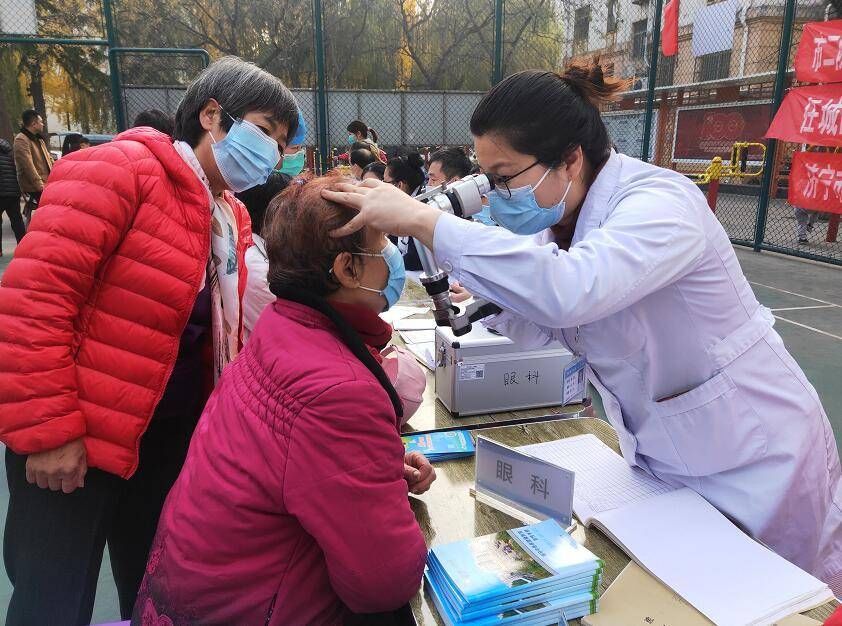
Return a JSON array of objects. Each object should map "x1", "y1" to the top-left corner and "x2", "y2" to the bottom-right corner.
[
  {"x1": 656, "y1": 53, "x2": 676, "y2": 86},
  {"x1": 606, "y1": 0, "x2": 618, "y2": 34},
  {"x1": 573, "y1": 7, "x2": 591, "y2": 55},
  {"x1": 697, "y1": 50, "x2": 732, "y2": 81},
  {"x1": 632, "y1": 19, "x2": 648, "y2": 62}
]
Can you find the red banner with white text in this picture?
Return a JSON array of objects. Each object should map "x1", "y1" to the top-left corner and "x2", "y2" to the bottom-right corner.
[
  {"x1": 788, "y1": 151, "x2": 842, "y2": 214},
  {"x1": 795, "y1": 20, "x2": 842, "y2": 84},
  {"x1": 766, "y1": 84, "x2": 842, "y2": 147}
]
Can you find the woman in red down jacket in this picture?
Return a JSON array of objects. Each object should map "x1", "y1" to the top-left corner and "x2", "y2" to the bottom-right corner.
[
  {"x1": 133, "y1": 175, "x2": 434, "y2": 625},
  {"x1": 0, "y1": 56, "x2": 299, "y2": 626}
]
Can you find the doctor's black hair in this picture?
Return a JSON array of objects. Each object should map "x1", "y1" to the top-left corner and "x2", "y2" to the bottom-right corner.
[{"x1": 470, "y1": 61, "x2": 628, "y2": 169}]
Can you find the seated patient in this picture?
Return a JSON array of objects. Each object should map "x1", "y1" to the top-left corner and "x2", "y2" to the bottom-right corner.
[
  {"x1": 239, "y1": 172, "x2": 427, "y2": 422},
  {"x1": 133, "y1": 176, "x2": 433, "y2": 625}
]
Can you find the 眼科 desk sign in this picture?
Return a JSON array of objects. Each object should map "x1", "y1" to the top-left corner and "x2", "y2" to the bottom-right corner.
[{"x1": 474, "y1": 436, "x2": 575, "y2": 528}]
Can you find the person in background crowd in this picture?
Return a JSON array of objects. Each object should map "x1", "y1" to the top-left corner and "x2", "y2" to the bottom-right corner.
[
  {"x1": 279, "y1": 145, "x2": 307, "y2": 177},
  {"x1": 350, "y1": 146, "x2": 377, "y2": 179},
  {"x1": 0, "y1": 137, "x2": 25, "y2": 254},
  {"x1": 61, "y1": 133, "x2": 87, "y2": 157},
  {"x1": 13, "y1": 109, "x2": 53, "y2": 220},
  {"x1": 134, "y1": 175, "x2": 432, "y2": 625},
  {"x1": 239, "y1": 110, "x2": 309, "y2": 338},
  {"x1": 347, "y1": 119, "x2": 386, "y2": 162},
  {"x1": 427, "y1": 146, "x2": 471, "y2": 188},
  {"x1": 79, "y1": 137, "x2": 91, "y2": 150},
  {"x1": 794, "y1": 146, "x2": 824, "y2": 245},
  {"x1": 425, "y1": 147, "x2": 482, "y2": 300},
  {"x1": 363, "y1": 161, "x2": 386, "y2": 181},
  {"x1": 429, "y1": 146, "x2": 496, "y2": 227},
  {"x1": 795, "y1": 205, "x2": 819, "y2": 245},
  {"x1": 385, "y1": 151, "x2": 426, "y2": 271},
  {"x1": 0, "y1": 56, "x2": 298, "y2": 626},
  {"x1": 132, "y1": 109, "x2": 176, "y2": 137},
  {"x1": 238, "y1": 171, "x2": 292, "y2": 338},
  {"x1": 339, "y1": 140, "x2": 384, "y2": 169}
]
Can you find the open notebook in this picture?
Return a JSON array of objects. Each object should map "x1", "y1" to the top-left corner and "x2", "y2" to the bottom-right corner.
[{"x1": 519, "y1": 435, "x2": 833, "y2": 626}]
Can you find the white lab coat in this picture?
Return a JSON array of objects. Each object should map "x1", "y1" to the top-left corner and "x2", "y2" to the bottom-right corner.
[{"x1": 433, "y1": 151, "x2": 842, "y2": 590}]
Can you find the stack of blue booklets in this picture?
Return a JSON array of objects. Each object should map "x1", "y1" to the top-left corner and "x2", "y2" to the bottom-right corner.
[
  {"x1": 402, "y1": 430, "x2": 475, "y2": 461},
  {"x1": 425, "y1": 519, "x2": 603, "y2": 625}
]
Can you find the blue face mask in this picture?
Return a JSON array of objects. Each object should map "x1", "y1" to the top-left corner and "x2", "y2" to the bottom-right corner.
[
  {"x1": 348, "y1": 134, "x2": 357, "y2": 145},
  {"x1": 472, "y1": 203, "x2": 497, "y2": 226},
  {"x1": 210, "y1": 110, "x2": 280, "y2": 193},
  {"x1": 354, "y1": 241, "x2": 406, "y2": 310},
  {"x1": 487, "y1": 168, "x2": 572, "y2": 235},
  {"x1": 277, "y1": 149, "x2": 306, "y2": 176}
]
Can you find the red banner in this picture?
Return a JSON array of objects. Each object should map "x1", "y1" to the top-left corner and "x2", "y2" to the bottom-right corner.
[
  {"x1": 766, "y1": 84, "x2": 842, "y2": 147},
  {"x1": 662, "y1": 0, "x2": 679, "y2": 57},
  {"x1": 795, "y1": 20, "x2": 842, "y2": 84},
  {"x1": 788, "y1": 151, "x2": 842, "y2": 214},
  {"x1": 673, "y1": 103, "x2": 771, "y2": 161}
]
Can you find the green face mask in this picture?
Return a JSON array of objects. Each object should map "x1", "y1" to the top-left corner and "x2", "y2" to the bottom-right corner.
[{"x1": 277, "y1": 149, "x2": 306, "y2": 176}]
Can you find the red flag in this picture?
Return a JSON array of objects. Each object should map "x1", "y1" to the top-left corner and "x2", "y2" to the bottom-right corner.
[
  {"x1": 662, "y1": 0, "x2": 679, "y2": 57},
  {"x1": 765, "y1": 84, "x2": 842, "y2": 147},
  {"x1": 794, "y1": 20, "x2": 842, "y2": 84},
  {"x1": 789, "y1": 151, "x2": 842, "y2": 214}
]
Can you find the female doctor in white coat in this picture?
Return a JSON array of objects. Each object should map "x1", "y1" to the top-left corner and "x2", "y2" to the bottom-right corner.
[{"x1": 324, "y1": 63, "x2": 842, "y2": 592}]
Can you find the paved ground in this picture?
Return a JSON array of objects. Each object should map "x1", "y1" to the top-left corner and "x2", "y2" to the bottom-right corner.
[{"x1": 0, "y1": 222, "x2": 839, "y2": 624}]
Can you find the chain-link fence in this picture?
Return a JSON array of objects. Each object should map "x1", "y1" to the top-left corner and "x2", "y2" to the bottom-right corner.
[
  {"x1": 114, "y1": 49, "x2": 209, "y2": 128},
  {"x1": 1, "y1": 0, "x2": 840, "y2": 265}
]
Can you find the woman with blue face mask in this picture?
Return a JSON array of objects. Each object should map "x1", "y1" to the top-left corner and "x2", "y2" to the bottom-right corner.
[
  {"x1": 324, "y1": 61, "x2": 842, "y2": 595},
  {"x1": 346, "y1": 119, "x2": 387, "y2": 163},
  {"x1": 0, "y1": 56, "x2": 300, "y2": 625},
  {"x1": 134, "y1": 175, "x2": 433, "y2": 625}
]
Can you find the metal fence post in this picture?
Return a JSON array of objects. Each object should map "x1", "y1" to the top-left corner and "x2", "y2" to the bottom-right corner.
[
  {"x1": 312, "y1": 0, "x2": 329, "y2": 174},
  {"x1": 641, "y1": 0, "x2": 663, "y2": 163},
  {"x1": 492, "y1": 0, "x2": 504, "y2": 85},
  {"x1": 103, "y1": 0, "x2": 126, "y2": 132},
  {"x1": 753, "y1": 0, "x2": 796, "y2": 251}
]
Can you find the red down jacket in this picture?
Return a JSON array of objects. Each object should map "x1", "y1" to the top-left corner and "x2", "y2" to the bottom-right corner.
[{"x1": 0, "y1": 127, "x2": 250, "y2": 479}]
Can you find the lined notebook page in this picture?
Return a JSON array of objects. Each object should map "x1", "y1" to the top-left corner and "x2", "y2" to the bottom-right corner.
[
  {"x1": 522, "y1": 435, "x2": 833, "y2": 625},
  {"x1": 520, "y1": 434, "x2": 674, "y2": 524}
]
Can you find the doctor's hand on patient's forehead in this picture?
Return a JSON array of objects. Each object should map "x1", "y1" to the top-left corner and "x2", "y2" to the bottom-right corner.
[{"x1": 322, "y1": 178, "x2": 426, "y2": 239}]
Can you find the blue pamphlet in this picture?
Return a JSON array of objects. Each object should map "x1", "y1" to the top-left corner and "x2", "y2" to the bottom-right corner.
[
  {"x1": 402, "y1": 430, "x2": 475, "y2": 461},
  {"x1": 426, "y1": 519, "x2": 601, "y2": 625}
]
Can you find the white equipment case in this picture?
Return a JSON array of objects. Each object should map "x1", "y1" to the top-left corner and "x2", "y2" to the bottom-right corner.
[{"x1": 434, "y1": 323, "x2": 580, "y2": 416}]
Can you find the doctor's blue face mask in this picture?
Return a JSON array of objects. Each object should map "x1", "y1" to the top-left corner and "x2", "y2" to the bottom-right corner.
[
  {"x1": 487, "y1": 166, "x2": 573, "y2": 235},
  {"x1": 209, "y1": 107, "x2": 281, "y2": 193},
  {"x1": 352, "y1": 241, "x2": 406, "y2": 310}
]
